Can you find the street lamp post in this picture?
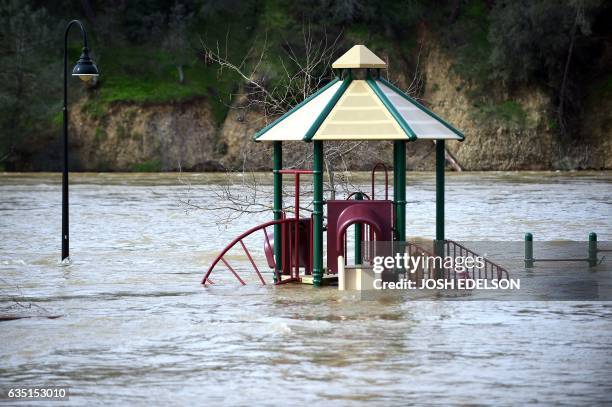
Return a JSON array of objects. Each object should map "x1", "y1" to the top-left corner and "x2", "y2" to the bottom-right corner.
[{"x1": 62, "y1": 20, "x2": 99, "y2": 261}]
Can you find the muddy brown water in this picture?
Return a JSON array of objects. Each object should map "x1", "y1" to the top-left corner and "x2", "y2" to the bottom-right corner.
[{"x1": 0, "y1": 172, "x2": 611, "y2": 405}]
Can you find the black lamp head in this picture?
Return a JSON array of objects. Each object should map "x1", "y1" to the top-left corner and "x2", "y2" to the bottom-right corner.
[{"x1": 72, "y1": 47, "x2": 99, "y2": 82}]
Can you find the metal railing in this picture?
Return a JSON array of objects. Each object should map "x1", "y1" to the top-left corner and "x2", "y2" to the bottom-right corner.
[
  {"x1": 202, "y1": 217, "x2": 298, "y2": 286},
  {"x1": 444, "y1": 240, "x2": 509, "y2": 280},
  {"x1": 371, "y1": 162, "x2": 389, "y2": 200},
  {"x1": 360, "y1": 240, "x2": 510, "y2": 282}
]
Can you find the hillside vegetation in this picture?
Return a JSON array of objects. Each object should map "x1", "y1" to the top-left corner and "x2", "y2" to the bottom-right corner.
[{"x1": 1, "y1": 0, "x2": 610, "y2": 171}]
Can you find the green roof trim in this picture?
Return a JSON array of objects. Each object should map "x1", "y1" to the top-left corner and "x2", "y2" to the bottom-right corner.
[
  {"x1": 367, "y1": 78, "x2": 417, "y2": 141},
  {"x1": 252, "y1": 77, "x2": 341, "y2": 141},
  {"x1": 378, "y1": 77, "x2": 465, "y2": 141},
  {"x1": 303, "y1": 74, "x2": 352, "y2": 142}
]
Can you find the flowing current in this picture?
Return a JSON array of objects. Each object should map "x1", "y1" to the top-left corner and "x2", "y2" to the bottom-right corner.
[{"x1": 0, "y1": 172, "x2": 611, "y2": 405}]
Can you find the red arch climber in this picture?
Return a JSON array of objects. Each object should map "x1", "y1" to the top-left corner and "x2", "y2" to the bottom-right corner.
[{"x1": 326, "y1": 199, "x2": 394, "y2": 274}]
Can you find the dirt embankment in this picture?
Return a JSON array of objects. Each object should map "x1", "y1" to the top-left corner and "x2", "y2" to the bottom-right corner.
[
  {"x1": 70, "y1": 100, "x2": 222, "y2": 171},
  {"x1": 67, "y1": 45, "x2": 610, "y2": 172}
]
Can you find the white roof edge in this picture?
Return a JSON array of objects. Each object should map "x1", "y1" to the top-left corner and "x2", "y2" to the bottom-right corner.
[
  {"x1": 257, "y1": 81, "x2": 343, "y2": 142},
  {"x1": 376, "y1": 80, "x2": 464, "y2": 141}
]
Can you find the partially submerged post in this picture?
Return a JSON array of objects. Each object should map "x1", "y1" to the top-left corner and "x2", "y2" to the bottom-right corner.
[
  {"x1": 394, "y1": 141, "x2": 406, "y2": 242},
  {"x1": 62, "y1": 20, "x2": 100, "y2": 262},
  {"x1": 434, "y1": 140, "x2": 445, "y2": 278},
  {"x1": 525, "y1": 232, "x2": 534, "y2": 268},
  {"x1": 273, "y1": 141, "x2": 282, "y2": 282},
  {"x1": 313, "y1": 141, "x2": 324, "y2": 285},
  {"x1": 524, "y1": 232, "x2": 600, "y2": 268},
  {"x1": 354, "y1": 192, "x2": 364, "y2": 264},
  {"x1": 436, "y1": 140, "x2": 445, "y2": 249},
  {"x1": 588, "y1": 232, "x2": 598, "y2": 267}
]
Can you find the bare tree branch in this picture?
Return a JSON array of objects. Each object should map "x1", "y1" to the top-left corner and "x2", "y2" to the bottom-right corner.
[{"x1": 185, "y1": 26, "x2": 431, "y2": 225}]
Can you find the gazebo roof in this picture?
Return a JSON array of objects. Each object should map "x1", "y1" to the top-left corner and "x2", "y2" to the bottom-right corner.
[{"x1": 254, "y1": 46, "x2": 464, "y2": 142}]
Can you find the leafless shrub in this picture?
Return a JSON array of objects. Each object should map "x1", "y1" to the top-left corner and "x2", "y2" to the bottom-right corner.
[{"x1": 182, "y1": 27, "x2": 459, "y2": 225}]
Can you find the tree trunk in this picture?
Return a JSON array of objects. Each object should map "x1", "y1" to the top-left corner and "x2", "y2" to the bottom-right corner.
[
  {"x1": 558, "y1": 6, "x2": 580, "y2": 136},
  {"x1": 177, "y1": 65, "x2": 184, "y2": 84},
  {"x1": 445, "y1": 148, "x2": 463, "y2": 172},
  {"x1": 325, "y1": 159, "x2": 336, "y2": 200},
  {"x1": 432, "y1": 141, "x2": 463, "y2": 171}
]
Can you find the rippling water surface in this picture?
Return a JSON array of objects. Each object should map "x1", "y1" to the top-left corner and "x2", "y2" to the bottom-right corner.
[{"x1": 0, "y1": 172, "x2": 611, "y2": 405}]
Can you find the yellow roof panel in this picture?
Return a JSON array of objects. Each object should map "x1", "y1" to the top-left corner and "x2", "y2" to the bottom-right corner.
[
  {"x1": 332, "y1": 45, "x2": 387, "y2": 69},
  {"x1": 312, "y1": 80, "x2": 407, "y2": 140}
]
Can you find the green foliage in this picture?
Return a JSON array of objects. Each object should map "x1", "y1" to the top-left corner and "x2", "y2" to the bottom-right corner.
[
  {"x1": 93, "y1": 52, "x2": 216, "y2": 104},
  {"x1": 1, "y1": 0, "x2": 611, "y2": 170},
  {"x1": 345, "y1": 24, "x2": 392, "y2": 52},
  {"x1": 82, "y1": 48, "x2": 236, "y2": 125},
  {"x1": 439, "y1": 0, "x2": 604, "y2": 94},
  {"x1": 289, "y1": 0, "x2": 424, "y2": 60},
  {"x1": 0, "y1": 0, "x2": 60, "y2": 164},
  {"x1": 94, "y1": 127, "x2": 107, "y2": 142},
  {"x1": 292, "y1": 0, "x2": 425, "y2": 28},
  {"x1": 82, "y1": 0, "x2": 259, "y2": 125},
  {"x1": 95, "y1": 159, "x2": 111, "y2": 172},
  {"x1": 547, "y1": 117, "x2": 559, "y2": 131},
  {"x1": 605, "y1": 77, "x2": 612, "y2": 93},
  {"x1": 442, "y1": 0, "x2": 492, "y2": 87},
  {"x1": 162, "y1": 1, "x2": 194, "y2": 84},
  {"x1": 487, "y1": 0, "x2": 600, "y2": 86},
  {"x1": 81, "y1": 102, "x2": 106, "y2": 119},
  {"x1": 131, "y1": 159, "x2": 163, "y2": 172},
  {"x1": 116, "y1": 123, "x2": 128, "y2": 140},
  {"x1": 52, "y1": 111, "x2": 63, "y2": 126},
  {"x1": 591, "y1": 74, "x2": 612, "y2": 97},
  {"x1": 262, "y1": 0, "x2": 289, "y2": 30},
  {"x1": 476, "y1": 100, "x2": 527, "y2": 128},
  {"x1": 585, "y1": 72, "x2": 612, "y2": 107},
  {"x1": 436, "y1": 0, "x2": 609, "y2": 134}
]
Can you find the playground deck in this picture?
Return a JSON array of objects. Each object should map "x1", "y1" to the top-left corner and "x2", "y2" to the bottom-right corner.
[{"x1": 282, "y1": 273, "x2": 338, "y2": 285}]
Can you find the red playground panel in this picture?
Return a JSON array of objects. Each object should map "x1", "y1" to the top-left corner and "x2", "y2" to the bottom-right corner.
[
  {"x1": 326, "y1": 199, "x2": 394, "y2": 275},
  {"x1": 264, "y1": 218, "x2": 312, "y2": 274}
]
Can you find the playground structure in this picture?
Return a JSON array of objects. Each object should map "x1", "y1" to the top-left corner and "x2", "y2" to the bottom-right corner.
[{"x1": 202, "y1": 45, "x2": 509, "y2": 288}]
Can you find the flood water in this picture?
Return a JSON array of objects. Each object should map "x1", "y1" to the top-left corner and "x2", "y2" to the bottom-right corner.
[{"x1": 1, "y1": 172, "x2": 611, "y2": 405}]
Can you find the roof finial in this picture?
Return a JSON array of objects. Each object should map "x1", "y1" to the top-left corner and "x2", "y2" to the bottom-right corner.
[{"x1": 332, "y1": 45, "x2": 387, "y2": 69}]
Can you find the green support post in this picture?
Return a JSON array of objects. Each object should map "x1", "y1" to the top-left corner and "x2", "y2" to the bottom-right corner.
[
  {"x1": 394, "y1": 141, "x2": 406, "y2": 242},
  {"x1": 393, "y1": 141, "x2": 398, "y2": 224},
  {"x1": 588, "y1": 232, "x2": 598, "y2": 267},
  {"x1": 354, "y1": 192, "x2": 363, "y2": 264},
  {"x1": 524, "y1": 232, "x2": 534, "y2": 268},
  {"x1": 313, "y1": 141, "x2": 324, "y2": 286},
  {"x1": 273, "y1": 141, "x2": 283, "y2": 282},
  {"x1": 435, "y1": 140, "x2": 445, "y2": 258}
]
